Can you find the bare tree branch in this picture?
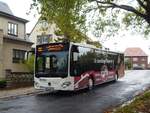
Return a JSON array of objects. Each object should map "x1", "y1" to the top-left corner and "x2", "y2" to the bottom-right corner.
[
  {"x1": 88, "y1": 0, "x2": 150, "y2": 24},
  {"x1": 136, "y1": 0, "x2": 147, "y2": 10},
  {"x1": 93, "y1": 0, "x2": 147, "y2": 20}
]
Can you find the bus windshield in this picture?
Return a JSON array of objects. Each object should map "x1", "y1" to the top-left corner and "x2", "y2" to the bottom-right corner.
[{"x1": 35, "y1": 51, "x2": 68, "y2": 78}]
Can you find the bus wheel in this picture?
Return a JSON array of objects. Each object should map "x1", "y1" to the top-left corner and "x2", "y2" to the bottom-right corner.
[{"x1": 88, "y1": 78, "x2": 94, "y2": 90}]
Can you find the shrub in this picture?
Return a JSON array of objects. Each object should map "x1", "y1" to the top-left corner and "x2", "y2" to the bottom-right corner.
[
  {"x1": 125, "y1": 59, "x2": 132, "y2": 70},
  {"x1": 25, "y1": 54, "x2": 35, "y2": 72},
  {"x1": 0, "y1": 79, "x2": 7, "y2": 88}
]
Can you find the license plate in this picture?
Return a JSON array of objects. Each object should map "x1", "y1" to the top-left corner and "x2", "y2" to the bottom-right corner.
[
  {"x1": 39, "y1": 78, "x2": 47, "y2": 82},
  {"x1": 45, "y1": 87, "x2": 54, "y2": 91}
]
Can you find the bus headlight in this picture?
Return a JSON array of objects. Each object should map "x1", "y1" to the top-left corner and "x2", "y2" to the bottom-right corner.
[
  {"x1": 34, "y1": 82, "x2": 39, "y2": 88},
  {"x1": 61, "y1": 82, "x2": 71, "y2": 88}
]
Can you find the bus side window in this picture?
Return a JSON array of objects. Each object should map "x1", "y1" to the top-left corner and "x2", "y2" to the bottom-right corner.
[
  {"x1": 71, "y1": 45, "x2": 80, "y2": 76},
  {"x1": 108, "y1": 63, "x2": 113, "y2": 71},
  {"x1": 72, "y1": 61, "x2": 80, "y2": 76},
  {"x1": 71, "y1": 53, "x2": 81, "y2": 76}
]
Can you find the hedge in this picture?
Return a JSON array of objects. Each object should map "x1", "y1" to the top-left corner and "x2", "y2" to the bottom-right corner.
[{"x1": 0, "y1": 79, "x2": 7, "y2": 88}]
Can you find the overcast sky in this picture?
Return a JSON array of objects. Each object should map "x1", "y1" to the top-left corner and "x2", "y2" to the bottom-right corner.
[{"x1": 0, "y1": 0, "x2": 150, "y2": 62}]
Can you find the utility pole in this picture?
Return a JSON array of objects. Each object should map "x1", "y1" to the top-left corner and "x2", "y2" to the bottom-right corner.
[{"x1": 0, "y1": 29, "x2": 4, "y2": 78}]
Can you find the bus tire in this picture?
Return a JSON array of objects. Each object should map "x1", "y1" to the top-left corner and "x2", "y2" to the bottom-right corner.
[{"x1": 88, "y1": 78, "x2": 94, "y2": 90}]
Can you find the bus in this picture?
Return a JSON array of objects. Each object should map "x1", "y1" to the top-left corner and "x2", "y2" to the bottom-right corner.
[{"x1": 34, "y1": 42, "x2": 125, "y2": 91}]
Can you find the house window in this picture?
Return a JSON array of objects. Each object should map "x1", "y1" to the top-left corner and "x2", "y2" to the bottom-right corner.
[
  {"x1": 13, "y1": 49, "x2": 26, "y2": 63},
  {"x1": 37, "y1": 34, "x2": 52, "y2": 45},
  {"x1": 133, "y1": 57, "x2": 138, "y2": 61},
  {"x1": 125, "y1": 58, "x2": 130, "y2": 62},
  {"x1": 141, "y1": 58, "x2": 146, "y2": 61},
  {"x1": 8, "y1": 22, "x2": 18, "y2": 36},
  {"x1": 141, "y1": 64, "x2": 145, "y2": 68},
  {"x1": 133, "y1": 63, "x2": 138, "y2": 67}
]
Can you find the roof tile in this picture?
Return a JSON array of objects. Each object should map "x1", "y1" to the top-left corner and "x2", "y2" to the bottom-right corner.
[
  {"x1": 0, "y1": 1, "x2": 13, "y2": 15},
  {"x1": 124, "y1": 47, "x2": 147, "y2": 57}
]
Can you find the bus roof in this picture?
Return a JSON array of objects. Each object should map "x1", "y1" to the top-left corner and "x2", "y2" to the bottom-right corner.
[
  {"x1": 36, "y1": 42, "x2": 124, "y2": 55},
  {"x1": 71, "y1": 42, "x2": 124, "y2": 55}
]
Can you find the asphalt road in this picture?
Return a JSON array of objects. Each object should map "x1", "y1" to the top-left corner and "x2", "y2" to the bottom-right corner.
[{"x1": 0, "y1": 70, "x2": 150, "y2": 113}]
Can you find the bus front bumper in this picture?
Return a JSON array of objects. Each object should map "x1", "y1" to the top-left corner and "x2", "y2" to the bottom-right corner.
[{"x1": 34, "y1": 77, "x2": 74, "y2": 91}]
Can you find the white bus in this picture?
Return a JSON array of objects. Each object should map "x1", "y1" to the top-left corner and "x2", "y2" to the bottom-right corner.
[{"x1": 34, "y1": 42, "x2": 125, "y2": 91}]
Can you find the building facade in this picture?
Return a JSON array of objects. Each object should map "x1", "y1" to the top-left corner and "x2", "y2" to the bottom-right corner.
[
  {"x1": 29, "y1": 20, "x2": 62, "y2": 47},
  {"x1": 124, "y1": 47, "x2": 148, "y2": 69},
  {"x1": 0, "y1": 2, "x2": 33, "y2": 78}
]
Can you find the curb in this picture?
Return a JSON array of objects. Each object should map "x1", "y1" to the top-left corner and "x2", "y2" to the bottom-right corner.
[
  {"x1": 125, "y1": 70, "x2": 133, "y2": 74},
  {"x1": 0, "y1": 90, "x2": 43, "y2": 100}
]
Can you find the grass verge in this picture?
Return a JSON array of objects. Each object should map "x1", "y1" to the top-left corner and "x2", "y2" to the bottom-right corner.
[{"x1": 113, "y1": 90, "x2": 150, "y2": 113}]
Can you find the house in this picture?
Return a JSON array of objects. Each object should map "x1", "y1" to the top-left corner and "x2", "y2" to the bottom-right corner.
[
  {"x1": 29, "y1": 20, "x2": 62, "y2": 47},
  {"x1": 147, "y1": 63, "x2": 150, "y2": 69},
  {"x1": 124, "y1": 47, "x2": 148, "y2": 69},
  {"x1": 29, "y1": 19, "x2": 102, "y2": 49},
  {"x1": 0, "y1": 1, "x2": 33, "y2": 79}
]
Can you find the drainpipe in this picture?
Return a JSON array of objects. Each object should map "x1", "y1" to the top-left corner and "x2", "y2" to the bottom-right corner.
[{"x1": 0, "y1": 29, "x2": 4, "y2": 79}]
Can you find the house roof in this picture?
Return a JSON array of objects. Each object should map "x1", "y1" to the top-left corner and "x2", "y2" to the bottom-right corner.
[
  {"x1": 0, "y1": 1, "x2": 13, "y2": 15},
  {"x1": 0, "y1": 1, "x2": 28, "y2": 23},
  {"x1": 124, "y1": 47, "x2": 148, "y2": 57}
]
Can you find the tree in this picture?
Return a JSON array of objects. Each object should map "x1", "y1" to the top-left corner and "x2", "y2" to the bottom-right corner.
[
  {"x1": 31, "y1": 0, "x2": 150, "y2": 40},
  {"x1": 86, "y1": 40, "x2": 102, "y2": 48},
  {"x1": 25, "y1": 54, "x2": 35, "y2": 72},
  {"x1": 91, "y1": 0, "x2": 150, "y2": 25},
  {"x1": 87, "y1": 0, "x2": 150, "y2": 37},
  {"x1": 125, "y1": 59, "x2": 132, "y2": 70},
  {"x1": 31, "y1": 0, "x2": 89, "y2": 42}
]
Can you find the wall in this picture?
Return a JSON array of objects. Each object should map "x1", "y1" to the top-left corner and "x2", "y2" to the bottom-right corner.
[
  {"x1": 0, "y1": 16, "x2": 25, "y2": 39},
  {"x1": 3, "y1": 39, "x2": 31, "y2": 72},
  {"x1": 125, "y1": 56, "x2": 148, "y2": 69},
  {"x1": 29, "y1": 21, "x2": 59, "y2": 47},
  {"x1": 132, "y1": 56, "x2": 148, "y2": 69}
]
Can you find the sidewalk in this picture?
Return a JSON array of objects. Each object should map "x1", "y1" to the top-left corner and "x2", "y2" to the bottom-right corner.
[
  {"x1": 125, "y1": 70, "x2": 133, "y2": 74},
  {"x1": 0, "y1": 87, "x2": 41, "y2": 99}
]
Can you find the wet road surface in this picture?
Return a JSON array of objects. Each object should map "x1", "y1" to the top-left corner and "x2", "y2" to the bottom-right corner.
[{"x1": 0, "y1": 70, "x2": 150, "y2": 113}]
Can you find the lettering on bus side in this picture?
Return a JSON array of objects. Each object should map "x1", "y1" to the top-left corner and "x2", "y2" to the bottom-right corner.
[{"x1": 94, "y1": 59, "x2": 114, "y2": 63}]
